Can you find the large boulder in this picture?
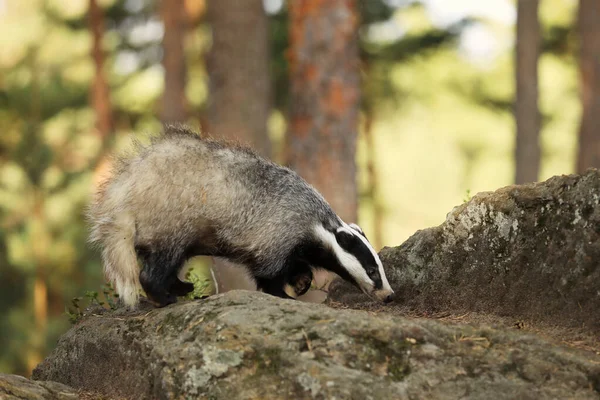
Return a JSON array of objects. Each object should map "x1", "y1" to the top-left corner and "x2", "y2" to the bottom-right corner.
[
  {"x1": 329, "y1": 170, "x2": 600, "y2": 332},
  {"x1": 0, "y1": 373, "x2": 80, "y2": 400},
  {"x1": 32, "y1": 291, "x2": 600, "y2": 400}
]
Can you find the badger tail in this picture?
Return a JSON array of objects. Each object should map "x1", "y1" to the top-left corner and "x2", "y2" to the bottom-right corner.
[{"x1": 89, "y1": 212, "x2": 141, "y2": 308}]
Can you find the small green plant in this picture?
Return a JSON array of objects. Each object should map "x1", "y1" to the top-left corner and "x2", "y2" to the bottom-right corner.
[
  {"x1": 65, "y1": 282, "x2": 120, "y2": 324},
  {"x1": 65, "y1": 269, "x2": 211, "y2": 324},
  {"x1": 463, "y1": 189, "x2": 472, "y2": 203},
  {"x1": 102, "y1": 281, "x2": 119, "y2": 310},
  {"x1": 65, "y1": 297, "x2": 84, "y2": 324},
  {"x1": 85, "y1": 290, "x2": 103, "y2": 306}
]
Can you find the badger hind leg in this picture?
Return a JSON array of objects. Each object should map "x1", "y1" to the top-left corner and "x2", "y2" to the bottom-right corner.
[{"x1": 137, "y1": 247, "x2": 184, "y2": 307}]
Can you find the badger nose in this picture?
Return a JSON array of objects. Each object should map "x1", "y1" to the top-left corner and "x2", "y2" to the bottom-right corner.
[{"x1": 383, "y1": 292, "x2": 395, "y2": 304}]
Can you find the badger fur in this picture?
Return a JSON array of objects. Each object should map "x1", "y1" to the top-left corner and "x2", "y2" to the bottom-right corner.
[{"x1": 86, "y1": 126, "x2": 395, "y2": 308}]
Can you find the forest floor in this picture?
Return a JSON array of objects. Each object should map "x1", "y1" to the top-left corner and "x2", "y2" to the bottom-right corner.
[{"x1": 327, "y1": 300, "x2": 600, "y2": 358}]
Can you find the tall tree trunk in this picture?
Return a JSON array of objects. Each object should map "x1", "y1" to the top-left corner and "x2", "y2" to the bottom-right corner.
[
  {"x1": 89, "y1": 0, "x2": 114, "y2": 190},
  {"x1": 89, "y1": 0, "x2": 113, "y2": 138},
  {"x1": 161, "y1": 0, "x2": 188, "y2": 124},
  {"x1": 28, "y1": 189, "x2": 48, "y2": 375},
  {"x1": 285, "y1": 0, "x2": 361, "y2": 300},
  {"x1": 206, "y1": 0, "x2": 272, "y2": 156},
  {"x1": 285, "y1": 0, "x2": 361, "y2": 223},
  {"x1": 514, "y1": 0, "x2": 540, "y2": 184},
  {"x1": 206, "y1": 0, "x2": 272, "y2": 294},
  {"x1": 27, "y1": 50, "x2": 47, "y2": 375},
  {"x1": 577, "y1": 0, "x2": 600, "y2": 173}
]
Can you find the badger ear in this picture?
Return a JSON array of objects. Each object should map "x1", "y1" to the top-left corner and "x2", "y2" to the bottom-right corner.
[
  {"x1": 348, "y1": 223, "x2": 367, "y2": 239},
  {"x1": 335, "y1": 228, "x2": 355, "y2": 249}
]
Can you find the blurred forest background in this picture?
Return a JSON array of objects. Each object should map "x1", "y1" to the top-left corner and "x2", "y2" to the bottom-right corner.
[{"x1": 1, "y1": 0, "x2": 599, "y2": 377}]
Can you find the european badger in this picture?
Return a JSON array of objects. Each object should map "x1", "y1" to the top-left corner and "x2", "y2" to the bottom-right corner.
[{"x1": 87, "y1": 126, "x2": 395, "y2": 308}]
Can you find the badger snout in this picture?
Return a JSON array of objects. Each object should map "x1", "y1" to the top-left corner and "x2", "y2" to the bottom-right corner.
[{"x1": 373, "y1": 289, "x2": 395, "y2": 304}]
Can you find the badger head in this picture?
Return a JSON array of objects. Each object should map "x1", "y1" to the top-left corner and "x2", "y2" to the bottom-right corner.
[{"x1": 313, "y1": 222, "x2": 395, "y2": 303}]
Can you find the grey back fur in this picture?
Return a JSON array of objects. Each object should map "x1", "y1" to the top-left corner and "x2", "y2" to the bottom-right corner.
[{"x1": 87, "y1": 125, "x2": 341, "y2": 278}]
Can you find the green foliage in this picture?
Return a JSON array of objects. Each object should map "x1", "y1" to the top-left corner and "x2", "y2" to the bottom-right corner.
[
  {"x1": 65, "y1": 297, "x2": 84, "y2": 324},
  {"x1": 0, "y1": 0, "x2": 177, "y2": 375},
  {"x1": 64, "y1": 270, "x2": 212, "y2": 325},
  {"x1": 358, "y1": 0, "x2": 396, "y2": 25},
  {"x1": 65, "y1": 283, "x2": 119, "y2": 324}
]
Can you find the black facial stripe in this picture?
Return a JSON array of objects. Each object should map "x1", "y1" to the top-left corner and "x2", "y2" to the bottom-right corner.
[
  {"x1": 288, "y1": 239, "x2": 361, "y2": 290},
  {"x1": 335, "y1": 230, "x2": 382, "y2": 289}
]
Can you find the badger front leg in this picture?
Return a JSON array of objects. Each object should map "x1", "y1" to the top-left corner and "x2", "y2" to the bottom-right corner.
[
  {"x1": 285, "y1": 264, "x2": 313, "y2": 298},
  {"x1": 255, "y1": 262, "x2": 313, "y2": 300},
  {"x1": 256, "y1": 275, "x2": 295, "y2": 300}
]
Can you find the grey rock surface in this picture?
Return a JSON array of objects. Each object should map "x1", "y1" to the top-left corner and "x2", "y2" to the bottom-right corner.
[
  {"x1": 0, "y1": 373, "x2": 79, "y2": 400},
  {"x1": 329, "y1": 170, "x2": 600, "y2": 331},
  {"x1": 32, "y1": 291, "x2": 600, "y2": 400}
]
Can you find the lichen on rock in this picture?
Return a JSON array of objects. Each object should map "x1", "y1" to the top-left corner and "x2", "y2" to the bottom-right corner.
[
  {"x1": 0, "y1": 373, "x2": 81, "y2": 400},
  {"x1": 31, "y1": 290, "x2": 600, "y2": 400}
]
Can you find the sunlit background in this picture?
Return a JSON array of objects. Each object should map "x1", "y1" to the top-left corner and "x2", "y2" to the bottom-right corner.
[{"x1": 0, "y1": 0, "x2": 584, "y2": 376}]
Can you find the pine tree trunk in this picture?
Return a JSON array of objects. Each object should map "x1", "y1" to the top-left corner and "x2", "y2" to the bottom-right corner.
[
  {"x1": 89, "y1": 0, "x2": 113, "y2": 138},
  {"x1": 285, "y1": 0, "x2": 361, "y2": 223},
  {"x1": 89, "y1": 0, "x2": 114, "y2": 192},
  {"x1": 577, "y1": 0, "x2": 600, "y2": 173},
  {"x1": 514, "y1": 0, "x2": 540, "y2": 184},
  {"x1": 161, "y1": 0, "x2": 188, "y2": 124},
  {"x1": 206, "y1": 0, "x2": 272, "y2": 294},
  {"x1": 28, "y1": 188, "x2": 48, "y2": 375},
  {"x1": 27, "y1": 51, "x2": 47, "y2": 375},
  {"x1": 285, "y1": 0, "x2": 361, "y2": 300},
  {"x1": 206, "y1": 0, "x2": 272, "y2": 156}
]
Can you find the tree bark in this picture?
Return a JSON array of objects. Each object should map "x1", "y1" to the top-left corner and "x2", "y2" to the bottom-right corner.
[
  {"x1": 577, "y1": 0, "x2": 600, "y2": 173},
  {"x1": 27, "y1": 50, "x2": 47, "y2": 375},
  {"x1": 28, "y1": 189, "x2": 48, "y2": 375},
  {"x1": 285, "y1": 0, "x2": 361, "y2": 223},
  {"x1": 89, "y1": 0, "x2": 114, "y2": 194},
  {"x1": 514, "y1": 0, "x2": 540, "y2": 184},
  {"x1": 284, "y1": 0, "x2": 361, "y2": 300},
  {"x1": 89, "y1": 0, "x2": 113, "y2": 138},
  {"x1": 205, "y1": 0, "x2": 272, "y2": 294},
  {"x1": 206, "y1": 0, "x2": 272, "y2": 156},
  {"x1": 161, "y1": 0, "x2": 188, "y2": 124}
]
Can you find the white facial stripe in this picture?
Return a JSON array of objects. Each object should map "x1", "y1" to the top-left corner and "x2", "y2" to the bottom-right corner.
[
  {"x1": 348, "y1": 223, "x2": 363, "y2": 235},
  {"x1": 343, "y1": 223, "x2": 393, "y2": 292},
  {"x1": 313, "y1": 225, "x2": 374, "y2": 289},
  {"x1": 336, "y1": 226, "x2": 354, "y2": 236}
]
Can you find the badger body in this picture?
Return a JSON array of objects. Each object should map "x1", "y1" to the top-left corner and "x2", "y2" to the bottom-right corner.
[{"x1": 87, "y1": 126, "x2": 394, "y2": 308}]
